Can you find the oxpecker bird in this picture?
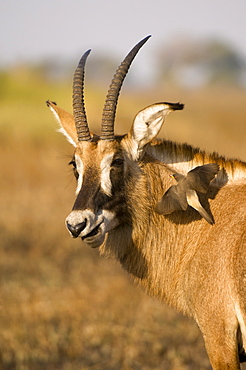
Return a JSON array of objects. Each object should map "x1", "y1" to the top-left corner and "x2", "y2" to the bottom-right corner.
[{"x1": 156, "y1": 163, "x2": 220, "y2": 224}]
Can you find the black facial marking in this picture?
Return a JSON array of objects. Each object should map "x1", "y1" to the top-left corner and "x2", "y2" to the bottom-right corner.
[{"x1": 72, "y1": 165, "x2": 109, "y2": 212}]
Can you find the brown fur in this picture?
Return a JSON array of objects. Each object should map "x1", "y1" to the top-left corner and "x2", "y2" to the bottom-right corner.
[
  {"x1": 48, "y1": 99, "x2": 246, "y2": 369},
  {"x1": 100, "y1": 138, "x2": 246, "y2": 369}
]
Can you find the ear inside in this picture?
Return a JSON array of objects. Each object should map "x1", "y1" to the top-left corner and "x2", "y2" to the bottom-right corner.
[
  {"x1": 128, "y1": 102, "x2": 183, "y2": 160},
  {"x1": 46, "y1": 100, "x2": 78, "y2": 147}
]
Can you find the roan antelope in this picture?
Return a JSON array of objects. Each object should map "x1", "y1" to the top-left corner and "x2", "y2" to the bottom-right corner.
[{"x1": 47, "y1": 36, "x2": 246, "y2": 369}]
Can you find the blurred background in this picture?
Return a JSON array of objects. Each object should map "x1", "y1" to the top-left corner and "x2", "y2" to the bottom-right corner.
[{"x1": 0, "y1": 1, "x2": 246, "y2": 369}]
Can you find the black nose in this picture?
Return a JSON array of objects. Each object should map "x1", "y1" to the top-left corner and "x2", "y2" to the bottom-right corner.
[{"x1": 66, "y1": 220, "x2": 86, "y2": 238}]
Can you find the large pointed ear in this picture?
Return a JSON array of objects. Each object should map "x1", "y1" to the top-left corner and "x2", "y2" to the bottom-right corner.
[
  {"x1": 128, "y1": 102, "x2": 184, "y2": 160},
  {"x1": 46, "y1": 100, "x2": 78, "y2": 147}
]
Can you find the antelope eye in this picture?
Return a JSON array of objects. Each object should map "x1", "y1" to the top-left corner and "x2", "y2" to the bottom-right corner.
[
  {"x1": 69, "y1": 159, "x2": 76, "y2": 168},
  {"x1": 68, "y1": 159, "x2": 79, "y2": 180},
  {"x1": 111, "y1": 158, "x2": 124, "y2": 167}
]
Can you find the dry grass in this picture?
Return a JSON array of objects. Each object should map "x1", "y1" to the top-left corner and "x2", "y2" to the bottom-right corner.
[{"x1": 0, "y1": 70, "x2": 245, "y2": 369}]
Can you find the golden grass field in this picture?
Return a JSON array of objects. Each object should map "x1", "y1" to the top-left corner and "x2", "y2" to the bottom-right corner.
[{"x1": 0, "y1": 68, "x2": 246, "y2": 369}]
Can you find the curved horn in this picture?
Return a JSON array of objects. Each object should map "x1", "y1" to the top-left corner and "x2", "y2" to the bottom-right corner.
[
  {"x1": 101, "y1": 35, "x2": 151, "y2": 140},
  {"x1": 73, "y1": 49, "x2": 91, "y2": 142}
]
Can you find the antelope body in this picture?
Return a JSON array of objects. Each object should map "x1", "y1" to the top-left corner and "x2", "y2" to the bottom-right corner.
[{"x1": 47, "y1": 36, "x2": 246, "y2": 369}]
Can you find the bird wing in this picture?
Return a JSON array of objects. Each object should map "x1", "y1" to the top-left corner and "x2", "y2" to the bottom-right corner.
[
  {"x1": 186, "y1": 189, "x2": 214, "y2": 225},
  {"x1": 155, "y1": 184, "x2": 188, "y2": 215},
  {"x1": 187, "y1": 163, "x2": 220, "y2": 193}
]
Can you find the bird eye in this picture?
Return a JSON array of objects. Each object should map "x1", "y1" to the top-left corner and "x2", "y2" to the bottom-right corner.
[{"x1": 112, "y1": 158, "x2": 124, "y2": 167}]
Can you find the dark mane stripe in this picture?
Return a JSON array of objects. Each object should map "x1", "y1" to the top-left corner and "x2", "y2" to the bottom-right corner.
[{"x1": 148, "y1": 139, "x2": 246, "y2": 180}]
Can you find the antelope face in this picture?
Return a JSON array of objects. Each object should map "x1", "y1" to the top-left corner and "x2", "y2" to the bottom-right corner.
[
  {"x1": 47, "y1": 36, "x2": 183, "y2": 248},
  {"x1": 66, "y1": 139, "x2": 129, "y2": 248}
]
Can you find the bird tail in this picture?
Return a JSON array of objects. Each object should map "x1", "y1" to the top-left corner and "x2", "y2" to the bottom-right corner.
[{"x1": 186, "y1": 190, "x2": 214, "y2": 225}]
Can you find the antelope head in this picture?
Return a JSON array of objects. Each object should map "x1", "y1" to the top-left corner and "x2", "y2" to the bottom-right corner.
[{"x1": 47, "y1": 36, "x2": 183, "y2": 248}]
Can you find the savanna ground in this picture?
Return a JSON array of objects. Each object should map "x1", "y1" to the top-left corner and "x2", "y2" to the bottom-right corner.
[{"x1": 0, "y1": 67, "x2": 246, "y2": 369}]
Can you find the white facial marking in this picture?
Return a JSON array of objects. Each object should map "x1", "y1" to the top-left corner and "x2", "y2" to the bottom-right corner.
[
  {"x1": 66, "y1": 209, "x2": 100, "y2": 238},
  {"x1": 100, "y1": 153, "x2": 114, "y2": 197},
  {"x1": 75, "y1": 155, "x2": 84, "y2": 195}
]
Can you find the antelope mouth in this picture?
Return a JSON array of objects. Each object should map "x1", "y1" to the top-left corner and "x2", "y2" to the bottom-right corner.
[
  {"x1": 81, "y1": 221, "x2": 104, "y2": 248},
  {"x1": 82, "y1": 222, "x2": 102, "y2": 240},
  {"x1": 66, "y1": 210, "x2": 118, "y2": 248}
]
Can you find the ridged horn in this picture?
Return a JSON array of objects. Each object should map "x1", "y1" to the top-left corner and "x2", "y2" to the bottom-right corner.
[
  {"x1": 101, "y1": 35, "x2": 151, "y2": 140},
  {"x1": 73, "y1": 49, "x2": 91, "y2": 141}
]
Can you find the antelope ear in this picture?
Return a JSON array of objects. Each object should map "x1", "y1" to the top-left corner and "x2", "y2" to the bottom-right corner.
[
  {"x1": 46, "y1": 100, "x2": 77, "y2": 147},
  {"x1": 128, "y1": 102, "x2": 184, "y2": 160}
]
